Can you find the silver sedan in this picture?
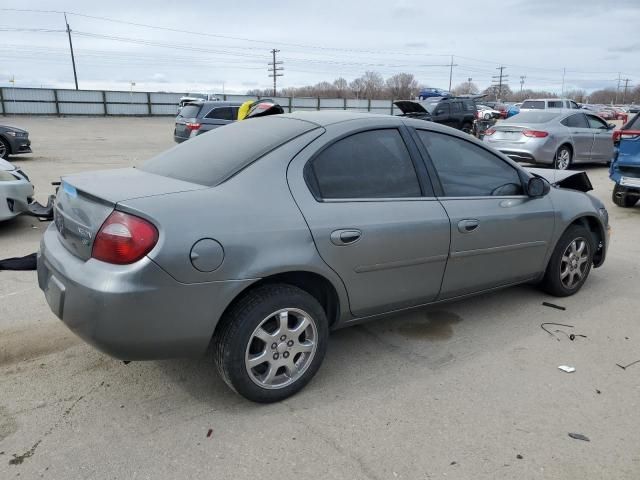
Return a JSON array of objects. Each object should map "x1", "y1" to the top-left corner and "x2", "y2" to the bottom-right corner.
[
  {"x1": 0, "y1": 158, "x2": 34, "y2": 221},
  {"x1": 483, "y1": 110, "x2": 615, "y2": 169}
]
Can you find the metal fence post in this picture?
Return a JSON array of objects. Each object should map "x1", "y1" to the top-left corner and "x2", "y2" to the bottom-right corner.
[
  {"x1": 390, "y1": 99, "x2": 394, "y2": 115},
  {"x1": 288, "y1": 96, "x2": 292, "y2": 113},
  {"x1": 53, "y1": 89, "x2": 60, "y2": 116},
  {"x1": 0, "y1": 88, "x2": 5, "y2": 116},
  {"x1": 317, "y1": 97, "x2": 320, "y2": 111},
  {"x1": 343, "y1": 98, "x2": 347, "y2": 110},
  {"x1": 147, "y1": 92, "x2": 152, "y2": 116},
  {"x1": 367, "y1": 98, "x2": 371, "y2": 112},
  {"x1": 102, "y1": 90, "x2": 107, "y2": 116}
]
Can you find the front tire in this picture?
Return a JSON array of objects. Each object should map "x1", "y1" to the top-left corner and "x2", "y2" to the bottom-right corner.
[
  {"x1": 612, "y1": 184, "x2": 638, "y2": 208},
  {"x1": 554, "y1": 145, "x2": 572, "y2": 170},
  {"x1": 540, "y1": 225, "x2": 594, "y2": 297},
  {"x1": 213, "y1": 284, "x2": 328, "y2": 403},
  {"x1": 0, "y1": 138, "x2": 9, "y2": 159},
  {"x1": 483, "y1": 113, "x2": 491, "y2": 120}
]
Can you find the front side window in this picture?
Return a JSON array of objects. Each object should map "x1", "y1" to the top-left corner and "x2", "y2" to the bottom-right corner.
[
  {"x1": 309, "y1": 129, "x2": 422, "y2": 199},
  {"x1": 434, "y1": 103, "x2": 450, "y2": 115},
  {"x1": 451, "y1": 102, "x2": 462, "y2": 113},
  {"x1": 417, "y1": 130, "x2": 523, "y2": 197}
]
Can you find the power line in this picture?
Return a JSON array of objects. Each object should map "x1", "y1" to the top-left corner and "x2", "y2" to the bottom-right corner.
[{"x1": 492, "y1": 66, "x2": 508, "y2": 101}]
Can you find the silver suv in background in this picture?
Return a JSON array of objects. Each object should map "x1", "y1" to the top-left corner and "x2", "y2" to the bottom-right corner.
[
  {"x1": 520, "y1": 98, "x2": 580, "y2": 112},
  {"x1": 174, "y1": 101, "x2": 241, "y2": 143}
]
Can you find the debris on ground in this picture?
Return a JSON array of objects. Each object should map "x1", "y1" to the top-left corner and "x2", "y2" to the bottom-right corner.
[
  {"x1": 558, "y1": 365, "x2": 576, "y2": 373},
  {"x1": 568, "y1": 433, "x2": 590, "y2": 442},
  {"x1": 0, "y1": 253, "x2": 38, "y2": 271},
  {"x1": 616, "y1": 359, "x2": 640, "y2": 371},
  {"x1": 540, "y1": 322, "x2": 586, "y2": 341},
  {"x1": 596, "y1": 389, "x2": 601, "y2": 394},
  {"x1": 516, "y1": 454, "x2": 523, "y2": 459},
  {"x1": 207, "y1": 428, "x2": 213, "y2": 438},
  {"x1": 542, "y1": 302, "x2": 566, "y2": 311}
]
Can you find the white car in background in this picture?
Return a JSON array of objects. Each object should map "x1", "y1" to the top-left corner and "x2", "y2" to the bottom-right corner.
[
  {"x1": 476, "y1": 105, "x2": 501, "y2": 120},
  {"x1": 0, "y1": 158, "x2": 34, "y2": 221}
]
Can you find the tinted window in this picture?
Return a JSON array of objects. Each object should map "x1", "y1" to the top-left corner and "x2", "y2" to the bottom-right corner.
[
  {"x1": 143, "y1": 116, "x2": 317, "y2": 186},
  {"x1": 178, "y1": 104, "x2": 201, "y2": 118},
  {"x1": 434, "y1": 103, "x2": 450, "y2": 115},
  {"x1": 451, "y1": 102, "x2": 462, "y2": 113},
  {"x1": 625, "y1": 113, "x2": 640, "y2": 130},
  {"x1": 521, "y1": 100, "x2": 545, "y2": 110},
  {"x1": 310, "y1": 129, "x2": 421, "y2": 199},
  {"x1": 547, "y1": 101, "x2": 563, "y2": 108},
  {"x1": 561, "y1": 114, "x2": 589, "y2": 128},
  {"x1": 463, "y1": 100, "x2": 476, "y2": 112},
  {"x1": 417, "y1": 130, "x2": 523, "y2": 197},
  {"x1": 586, "y1": 115, "x2": 608, "y2": 129},
  {"x1": 206, "y1": 107, "x2": 234, "y2": 120}
]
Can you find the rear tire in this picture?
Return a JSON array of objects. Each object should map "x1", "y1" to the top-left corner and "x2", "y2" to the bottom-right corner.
[
  {"x1": 554, "y1": 145, "x2": 572, "y2": 170},
  {"x1": 213, "y1": 284, "x2": 328, "y2": 403},
  {"x1": 612, "y1": 184, "x2": 638, "y2": 208},
  {"x1": 483, "y1": 113, "x2": 491, "y2": 120},
  {"x1": 540, "y1": 225, "x2": 594, "y2": 297},
  {"x1": 461, "y1": 123, "x2": 473, "y2": 134},
  {"x1": 0, "y1": 138, "x2": 9, "y2": 159}
]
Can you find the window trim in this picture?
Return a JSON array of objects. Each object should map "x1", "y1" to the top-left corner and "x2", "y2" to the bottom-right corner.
[
  {"x1": 303, "y1": 126, "x2": 433, "y2": 202},
  {"x1": 412, "y1": 128, "x2": 529, "y2": 199}
]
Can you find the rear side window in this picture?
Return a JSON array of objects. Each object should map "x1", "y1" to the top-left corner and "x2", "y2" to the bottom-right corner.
[
  {"x1": 521, "y1": 101, "x2": 545, "y2": 110},
  {"x1": 547, "y1": 101, "x2": 563, "y2": 108},
  {"x1": 205, "y1": 107, "x2": 234, "y2": 120},
  {"x1": 309, "y1": 129, "x2": 422, "y2": 199},
  {"x1": 417, "y1": 130, "x2": 523, "y2": 197},
  {"x1": 561, "y1": 114, "x2": 589, "y2": 128},
  {"x1": 178, "y1": 104, "x2": 201, "y2": 118}
]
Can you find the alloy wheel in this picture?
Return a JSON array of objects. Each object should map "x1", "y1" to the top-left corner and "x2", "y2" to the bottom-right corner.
[
  {"x1": 244, "y1": 308, "x2": 318, "y2": 390},
  {"x1": 560, "y1": 237, "x2": 590, "y2": 289},
  {"x1": 0, "y1": 141, "x2": 6, "y2": 159},
  {"x1": 555, "y1": 148, "x2": 571, "y2": 170}
]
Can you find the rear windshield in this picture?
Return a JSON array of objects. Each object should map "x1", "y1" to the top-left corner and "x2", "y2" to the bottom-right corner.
[
  {"x1": 142, "y1": 116, "x2": 318, "y2": 186},
  {"x1": 625, "y1": 113, "x2": 640, "y2": 130},
  {"x1": 521, "y1": 100, "x2": 545, "y2": 110},
  {"x1": 178, "y1": 104, "x2": 202, "y2": 118},
  {"x1": 505, "y1": 111, "x2": 560, "y2": 124}
]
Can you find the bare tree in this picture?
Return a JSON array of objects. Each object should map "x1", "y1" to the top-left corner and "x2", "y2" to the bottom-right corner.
[
  {"x1": 359, "y1": 71, "x2": 385, "y2": 99},
  {"x1": 452, "y1": 81, "x2": 479, "y2": 96},
  {"x1": 386, "y1": 73, "x2": 419, "y2": 99},
  {"x1": 333, "y1": 77, "x2": 348, "y2": 98}
]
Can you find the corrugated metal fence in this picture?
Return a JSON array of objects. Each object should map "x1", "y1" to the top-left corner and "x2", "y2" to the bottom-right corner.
[{"x1": 0, "y1": 87, "x2": 402, "y2": 116}]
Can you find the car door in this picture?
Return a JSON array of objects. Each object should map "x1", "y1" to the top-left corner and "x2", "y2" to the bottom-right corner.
[
  {"x1": 287, "y1": 123, "x2": 451, "y2": 317},
  {"x1": 586, "y1": 114, "x2": 614, "y2": 163},
  {"x1": 413, "y1": 128, "x2": 555, "y2": 299},
  {"x1": 562, "y1": 113, "x2": 593, "y2": 162}
]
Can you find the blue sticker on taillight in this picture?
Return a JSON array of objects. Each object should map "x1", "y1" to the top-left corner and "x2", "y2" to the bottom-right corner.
[{"x1": 62, "y1": 181, "x2": 77, "y2": 198}]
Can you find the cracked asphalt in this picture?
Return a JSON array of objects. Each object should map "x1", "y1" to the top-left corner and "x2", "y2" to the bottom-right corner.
[{"x1": 1, "y1": 117, "x2": 639, "y2": 479}]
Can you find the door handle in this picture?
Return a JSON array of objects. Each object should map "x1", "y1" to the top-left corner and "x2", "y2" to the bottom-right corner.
[
  {"x1": 457, "y1": 219, "x2": 479, "y2": 233},
  {"x1": 330, "y1": 229, "x2": 362, "y2": 246}
]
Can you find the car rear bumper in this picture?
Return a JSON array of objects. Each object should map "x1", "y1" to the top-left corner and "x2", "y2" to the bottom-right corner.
[{"x1": 38, "y1": 224, "x2": 254, "y2": 360}]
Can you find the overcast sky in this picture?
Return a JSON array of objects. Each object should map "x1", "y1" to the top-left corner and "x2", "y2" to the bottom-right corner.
[{"x1": 1, "y1": 0, "x2": 638, "y2": 95}]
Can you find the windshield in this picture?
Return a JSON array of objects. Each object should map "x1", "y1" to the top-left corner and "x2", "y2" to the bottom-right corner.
[
  {"x1": 505, "y1": 111, "x2": 560, "y2": 124},
  {"x1": 142, "y1": 116, "x2": 319, "y2": 186},
  {"x1": 521, "y1": 100, "x2": 546, "y2": 110}
]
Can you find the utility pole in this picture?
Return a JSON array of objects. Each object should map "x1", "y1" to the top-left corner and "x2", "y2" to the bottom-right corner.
[
  {"x1": 492, "y1": 66, "x2": 508, "y2": 101},
  {"x1": 615, "y1": 72, "x2": 621, "y2": 104},
  {"x1": 467, "y1": 77, "x2": 472, "y2": 94},
  {"x1": 448, "y1": 55, "x2": 458, "y2": 92},
  {"x1": 519, "y1": 75, "x2": 526, "y2": 93},
  {"x1": 561, "y1": 67, "x2": 566, "y2": 98},
  {"x1": 64, "y1": 12, "x2": 79, "y2": 90},
  {"x1": 622, "y1": 78, "x2": 631, "y2": 104},
  {"x1": 268, "y1": 49, "x2": 283, "y2": 97}
]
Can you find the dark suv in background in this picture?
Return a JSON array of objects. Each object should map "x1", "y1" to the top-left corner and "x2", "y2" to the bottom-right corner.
[
  {"x1": 174, "y1": 101, "x2": 241, "y2": 143},
  {"x1": 394, "y1": 97, "x2": 477, "y2": 133}
]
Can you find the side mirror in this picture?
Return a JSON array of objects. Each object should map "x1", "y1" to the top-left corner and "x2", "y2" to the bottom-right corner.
[
  {"x1": 435, "y1": 110, "x2": 444, "y2": 116},
  {"x1": 527, "y1": 177, "x2": 550, "y2": 197},
  {"x1": 607, "y1": 123, "x2": 616, "y2": 130}
]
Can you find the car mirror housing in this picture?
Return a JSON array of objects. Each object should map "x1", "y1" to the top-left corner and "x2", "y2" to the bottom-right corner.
[
  {"x1": 527, "y1": 177, "x2": 550, "y2": 197},
  {"x1": 607, "y1": 123, "x2": 616, "y2": 130}
]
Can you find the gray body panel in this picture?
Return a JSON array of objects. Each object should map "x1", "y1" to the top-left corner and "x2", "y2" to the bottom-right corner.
[
  {"x1": 0, "y1": 159, "x2": 34, "y2": 221},
  {"x1": 37, "y1": 111, "x2": 609, "y2": 361}
]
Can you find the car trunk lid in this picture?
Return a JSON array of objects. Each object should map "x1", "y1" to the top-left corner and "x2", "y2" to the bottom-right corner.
[
  {"x1": 53, "y1": 168, "x2": 205, "y2": 260},
  {"x1": 489, "y1": 125, "x2": 528, "y2": 142}
]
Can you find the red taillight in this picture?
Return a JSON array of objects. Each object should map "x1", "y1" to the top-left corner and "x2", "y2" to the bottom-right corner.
[
  {"x1": 522, "y1": 130, "x2": 549, "y2": 138},
  {"x1": 185, "y1": 122, "x2": 201, "y2": 131},
  {"x1": 484, "y1": 128, "x2": 496, "y2": 136},
  {"x1": 92, "y1": 211, "x2": 158, "y2": 264},
  {"x1": 613, "y1": 130, "x2": 622, "y2": 143}
]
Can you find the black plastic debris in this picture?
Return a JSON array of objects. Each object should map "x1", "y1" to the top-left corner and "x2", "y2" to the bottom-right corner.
[
  {"x1": 616, "y1": 359, "x2": 640, "y2": 371},
  {"x1": 516, "y1": 454, "x2": 523, "y2": 459},
  {"x1": 0, "y1": 253, "x2": 37, "y2": 271},
  {"x1": 568, "y1": 433, "x2": 590, "y2": 442},
  {"x1": 207, "y1": 428, "x2": 213, "y2": 438},
  {"x1": 540, "y1": 322, "x2": 587, "y2": 341},
  {"x1": 542, "y1": 302, "x2": 566, "y2": 311}
]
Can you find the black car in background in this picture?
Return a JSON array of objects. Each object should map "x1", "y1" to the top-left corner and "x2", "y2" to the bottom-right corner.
[
  {"x1": 0, "y1": 125, "x2": 32, "y2": 159},
  {"x1": 394, "y1": 97, "x2": 477, "y2": 133},
  {"x1": 174, "y1": 101, "x2": 241, "y2": 143}
]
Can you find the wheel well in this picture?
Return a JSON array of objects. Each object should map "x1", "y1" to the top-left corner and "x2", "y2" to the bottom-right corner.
[
  {"x1": 0, "y1": 135, "x2": 10, "y2": 153},
  {"x1": 570, "y1": 216, "x2": 605, "y2": 266},
  {"x1": 558, "y1": 143, "x2": 573, "y2": 157},
  {"x1": 219, "y1": 271, "x2": 340, "y2": 329}
]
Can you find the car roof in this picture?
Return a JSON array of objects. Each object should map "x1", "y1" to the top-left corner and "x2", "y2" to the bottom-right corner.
[
  {"x1": 283, "y1": 110, "x2": 391, "y2": 126},
  {"x1": 187, "y1": 101, "x2": 241, "y2": 108}
]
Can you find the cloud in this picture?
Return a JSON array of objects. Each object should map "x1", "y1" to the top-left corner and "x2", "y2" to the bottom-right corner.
[
  {"x1": 150, "y1": 73, "x2": 169, "y2": 83},
  {"x1": 608, "y1": 43, "x2": 640, "y2": 53}
]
